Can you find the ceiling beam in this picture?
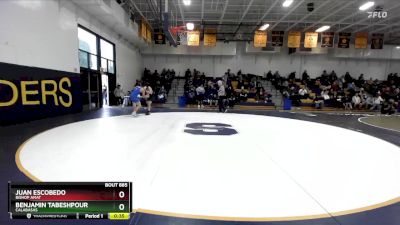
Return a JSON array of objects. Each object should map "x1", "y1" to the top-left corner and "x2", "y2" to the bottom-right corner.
[
  {"x1": 177, "y1": 0, "x2": 185, "y2": 25},
  {"x1": 302, "y1": 0, "x2": 356, "y2": 32},
  {"x1": 337, "y1": 2, "x2": 400, "y2": 32},
  {"x1": 250, "y1": 0, "x2": 280, "y2": 32},
  {"x1": 217, "y1": 0, "x2": 229, "y2": 31},
  {"x1": 269, "y1": 0, "x2": 305, "y2": 30},
  {"x1": 285, "y1": 0, "x2": 331, "y2": 31},
  {"x1": 233, "y1": 0, "x2": 254, "y2": 34},
  {"x1": 129, "y1": 0, "x2": 146, "y2": 19},
  {"x1": 388, "y1": 27, "x2": 400, "y2": 34},
  {"x1": 353, "y1": 18, "x2": 400, "y2": 33},
  {"x1": 201, "y1": 0, "x2": 204, "y2": 20}
]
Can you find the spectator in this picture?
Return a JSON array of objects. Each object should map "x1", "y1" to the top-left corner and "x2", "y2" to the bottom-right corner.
[
  {"x1": 196, "y1": 84, "x2": 205, "y2": 109},
  {"x1": 370, "y1": 94, "x2": 383, "y2": 110},
  {"x1": 113, "y1": 84, "x2": 124, "y2": 106},
  {"x1": 381, "y1": 99, "x2": 397, "y2": 115},
  {"x1": 217, "y1": 80, "x2": 227, "y2": 112},
  {"x1": 352, "y1": 93, "x2": 363, "y2": 109}
]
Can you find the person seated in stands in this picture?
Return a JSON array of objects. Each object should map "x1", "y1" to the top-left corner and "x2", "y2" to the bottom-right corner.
[
  {"x1": 239, "y1": 87, "x2": 248, "y2": 102},
  {"x1": 352, "y1": 93, "x2": 363, "y2": 110},
  {"x1": 156, "y1": 86, "x2": 166, "y2": 103},
  {"x1": 282, "y1": 88, "x2": 290, "y2": 99},
  {"x1": 331, "y1": 80, "x2": 340, "y2": 92},
  {"x1": 298, "y1": 85, "x2": 309, "y2": 99},
  {"x1": 257, "y1": 87, "x2": 265, "y2": 101},
  {"x1": 288, "y1": 71, "x2": 296, "y2": 81},
  {"x1": 196, "y1": 84, "x2": 205, "y2": 109},
  {"x1": 329, "y1": 70, "x2": 337, "y2": 83},
  {"x1": 321, "y1": 70, "x2": 328, "y2": 78},
  {"x1": 370, "y1": 94, "x2": 383, "y2": 110},
  {"x1": 248, "y1": 86, "x2": 257, "y2": 99},
  {"x1": 381, "y1": 99, "x2": 397, "y2": 115},
  {"x1": 343, "y1": 94, "x2": 353, "y2": 110},
  {"x1": 344, "y1": 72, "x2": 353, "y2": 84},
  {"x1": 185, "y1": 87, "x2": 196, "y2": 105},
  {"x1": 185, "y1": 68, "x2": 191, "y2": 78},
  {"x1": 205, "y1": 83, "x2": 218, "y2": 106},
  {"x1": 226, "y1": 84, "x2": 236, "y2": 108},
  {"x1": 266, "y1": 70, "x2": 272, "y2": 81},
  {"x1": 302, "y1": 70, "x2": 310, "y2": 83},
  {"x1": 358, "y1": 74, "x2": 365, "y2": 87},
  {"x1": 313, "y1": 95, "x2": 324, "y2": 109}
]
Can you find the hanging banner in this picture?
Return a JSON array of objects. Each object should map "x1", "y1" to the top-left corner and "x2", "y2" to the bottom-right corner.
[
  {"x1": 146, "y1": 27, "x2": 152, "y2": 43},
  {"x1": 140, "y1": 21, "x2": 147, "y2": 40},
  {"x1": 177, "y1": 31, "x2": 187, "y2": 45},
  {"x1": 338, "y1": 32, "x2": 351, "y2": 48},
  {"x1": 321, "y1": 32, "x2": 334, "y2": 48},
  {"x1": 204, "y1": 28, "x2": 217, "y2": 47},
  {"x1": 287, "y1": 31, "x2": 301, "y2": 48},
  {"x1": 187, "y1": 30, "x2": 200, "y2": 46},
  {"x1": 355, "y1": 32, "x2": 368, "y2": 49},
  {"x1": 253, "y1": 31, "x2": 267, "y2": 47},
  {"x1": 371, "y1": 33, "x2": 384, "y2": 49},
  {"x1": 304, "y1": 32, "x2": 318, "y2": 48},
  {"x1": 153, "y1": 29, "x2": 166, "y2": 45},
  {"x1": 271, "y1": 31, "x2": 284, "y2": 47}
]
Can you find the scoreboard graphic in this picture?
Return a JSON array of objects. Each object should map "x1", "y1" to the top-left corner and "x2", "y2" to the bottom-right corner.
[{"x1": 8, "y1": 182, "x2": 132, "y2": 220}]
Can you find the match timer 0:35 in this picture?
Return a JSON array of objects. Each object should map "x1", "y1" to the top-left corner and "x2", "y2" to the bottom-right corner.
[{"x1": 8, "y1": 182, "x2": 132, "y2": 220}]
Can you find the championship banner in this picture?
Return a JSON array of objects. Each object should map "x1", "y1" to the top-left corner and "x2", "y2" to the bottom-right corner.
[
  {"x1": 355, "y1": 32, "x2": 368, "y2": 49},
  {"x1": 253, "y1": 31, "x2": 267, "y2": 47},
  {"x1": 177, "y1": 31, "x2": 187, "y2": 45},
  {"x1": 287, "y1": 31, "x2": 301, "y2": 48},
  {"x1": 146, "y1": 27, "x2": 152, "y2": 43},
  {"x1": 140, "y1": 21, "x2": 147, "y2": 40},
  {"x1": 204, "y1": 28, "x2": 217, "y2": 47},
  {"x1": 153, "y1": 30, "x2": 166, "y2": 45},
  {"x1": 338, "y1": 32, "x2": 351, "y2": 48},
  {"x1": 304, "y1": 32, "x2": 318, "y2": 48},
  {"x1": 371, "y1": 33, "x2": 384, "y2": 49},
  {"x1": 187, "y1": 30, "x2": 200, "y2": 46},
  {"x1": 0, "y1": 62, "x2": 82, "y2": 125},
  {"x1": 271, "y1": 31, "x2": 284, "y2": 47},
  {"x1": 321, "y1": 32, "x2": 334, "y2": 48}
]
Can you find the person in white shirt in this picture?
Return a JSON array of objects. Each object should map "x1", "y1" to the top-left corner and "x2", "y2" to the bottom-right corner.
[
  {"x1": 196, "y1": 84, "x2": 205, "y2": 109},
  {"x1": 370, "y1": 94, "x2": 383, "y2": 110},
  {"x1": 352, "y1": 93, "x2": 363, "y2": 109},
  {"x1": 113, "y1": 84, "x2": 124, "y2": 106},
  {"x1": 217, "y1": 80, "x2": 227, "y2": 112},
  {"x1": 298, "y1": 86, "x2": 309, "y2": 99}
]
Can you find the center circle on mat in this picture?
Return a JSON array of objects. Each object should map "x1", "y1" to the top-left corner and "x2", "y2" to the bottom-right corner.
[{"x1": 17, "y1": 112, "x2": 400, "y2": 219}]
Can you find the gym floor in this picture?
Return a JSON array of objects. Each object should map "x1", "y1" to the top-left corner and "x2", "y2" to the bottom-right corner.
[{"x1": 1, "y1": 107, "x2": 399, "y2": 225}]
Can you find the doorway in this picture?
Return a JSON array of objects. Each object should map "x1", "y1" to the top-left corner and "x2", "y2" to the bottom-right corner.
[{"x1": 101, "y1": 73, "x2": 109, "y2": 106}]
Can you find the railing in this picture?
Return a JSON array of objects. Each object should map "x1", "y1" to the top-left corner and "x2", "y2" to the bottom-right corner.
[{"x1": 78, "y1": 49, "x2": 115, "y2": 74}]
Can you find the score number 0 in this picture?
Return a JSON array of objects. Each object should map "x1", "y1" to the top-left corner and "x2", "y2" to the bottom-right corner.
[{"x1": 118, "y1": 191, "x2": 125, "y2": 211}]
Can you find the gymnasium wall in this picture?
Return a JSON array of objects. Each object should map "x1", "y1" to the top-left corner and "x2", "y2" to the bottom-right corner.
[
  {"x1": 0, "y1": 0, "x2": 143, "y2": 91},
  {"x1": 0, "y1": 0, "x2": 143, "y2": 124},
  {"x1": 142, "y1": 42, "x2": 400, "y2": 80}
]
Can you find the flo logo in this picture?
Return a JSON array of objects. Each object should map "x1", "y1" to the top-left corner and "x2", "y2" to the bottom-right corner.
[
  {"x1": 368, "y1": 7, "x2": 387, "y2": 19},
  {"x1": 184, "y1": 123, "x2": 238, "y2": 136},
  {"x1": 368, "y1": 11, "x2": 388, "y2": 18}
]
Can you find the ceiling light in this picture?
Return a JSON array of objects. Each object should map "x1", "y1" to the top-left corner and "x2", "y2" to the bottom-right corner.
[
  {"x1": 183, "y1": 0, "x2": 191, "y2": 6},
  {"x1": 396, "y1": 46, "x2": 400, "y2": 49},
  {"x1": 315, "y1": 25, "x2": 330, "y2": 32},
  {"x1": 282, "y1": 0, "x2": 294, "y2": 7},
  {"x1": 258, "y1": 23, "x2": 270, "y2": 31},
  {"x1": 359, "y1": 1, "x2": 374, "y2": 11},
  {"x1": 186, "y1": 22, "x2": 194, "y2": 30}
]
